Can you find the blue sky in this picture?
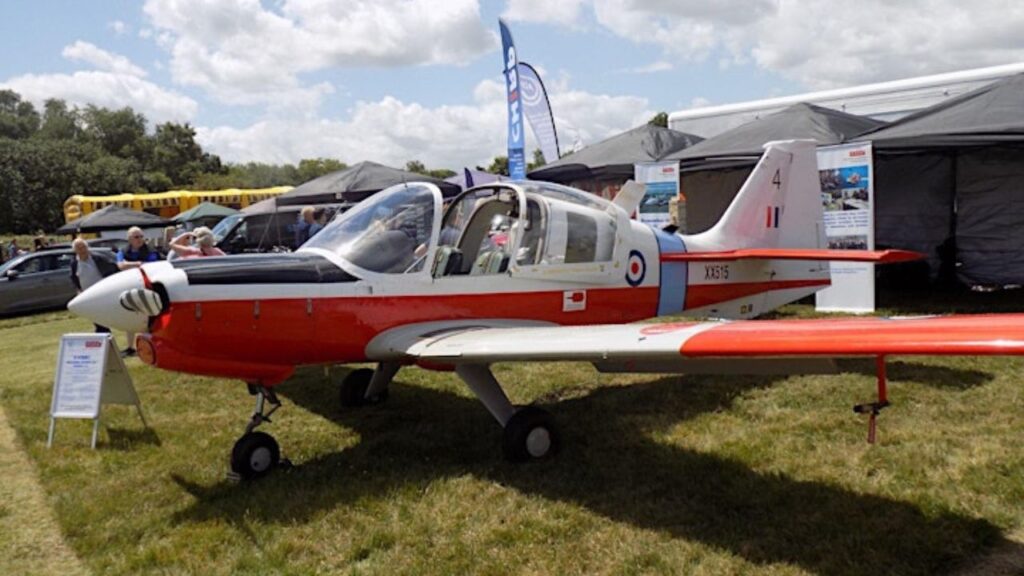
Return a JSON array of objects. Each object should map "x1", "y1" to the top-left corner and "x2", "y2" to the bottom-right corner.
[{"x1": 2, "y1": 1, "x2": 1022, "y2": 169}]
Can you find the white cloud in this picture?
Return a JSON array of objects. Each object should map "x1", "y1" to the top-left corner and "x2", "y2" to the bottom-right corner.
[
  {"x1": 142, "y1": 0, "x2": 496, "y2": 107},
  {"x1": 619, "y1": 61, "x2": 673, "y2": 74},
  {"x1": 2, "y1": 71, "x2": 198, "y2": 124},
  {"x1": 197, "y1": 78, "x2": 651, "y2": 168},
  {"x1": 3, "y1": 42, "x2": 196, "y2": 124},
  {"x1": 512, "y1": 0, "x2": 1024, "y2": 90},
  {"x1": 502, "y1": 0, "x2": 586, "y2": 26},
  {"x1": 62, "y1": 41, "x2": 147, "y2": 78},
  {"x1": 109, "y1": 20, "x2": 127, "y2": 35},
  {"x1": 746, "y1": 1, "x2": 1024, "y2": 89}
]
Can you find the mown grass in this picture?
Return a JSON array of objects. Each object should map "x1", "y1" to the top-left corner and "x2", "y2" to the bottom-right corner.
[{"x1": 1, "y1": 294, "x2": 1023, "y2": 575}]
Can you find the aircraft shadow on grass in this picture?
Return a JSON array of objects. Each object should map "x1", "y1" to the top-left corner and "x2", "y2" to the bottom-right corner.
[{"x1": 172, "y1": 363, "x2": 1015, "y2": 576}]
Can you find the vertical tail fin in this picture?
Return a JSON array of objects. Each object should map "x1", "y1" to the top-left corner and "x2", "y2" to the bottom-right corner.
[{"x1": 683, "y1": 139, "x2": 822, "y2": 251}]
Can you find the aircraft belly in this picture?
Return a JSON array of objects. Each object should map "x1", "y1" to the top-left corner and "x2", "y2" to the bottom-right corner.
[{"x1": 150, "y1": 286, "x2": 661, "y2": 375}]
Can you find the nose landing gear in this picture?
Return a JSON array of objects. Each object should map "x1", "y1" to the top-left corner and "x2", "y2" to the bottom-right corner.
[{"x1": 230, "y1": 384, "x2": 287, "y2": 480}]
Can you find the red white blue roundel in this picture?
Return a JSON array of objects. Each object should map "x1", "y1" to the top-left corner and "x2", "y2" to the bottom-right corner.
[{"x1": 626, "y1": 250, "x2": 646, "y2": 287}]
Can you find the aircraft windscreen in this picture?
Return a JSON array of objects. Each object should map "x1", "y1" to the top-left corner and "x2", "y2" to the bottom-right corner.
[
  {"x1": 212, "y1": 213, "x2": 243, "y2": 243},
  {"x1": 303, "y1": 184, "x2": 436, "y2": 274},
  {"x1": 517, "y1": 181, "x2": 610, "y2": 211}
]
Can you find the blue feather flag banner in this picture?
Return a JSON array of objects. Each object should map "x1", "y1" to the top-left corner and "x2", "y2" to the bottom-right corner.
[
  {"x1": 517, "y1": 62, "x2": 560, "y2": 165},
  {"x1": 499, "y1": 19, "x2": 526, "y2": 180}
]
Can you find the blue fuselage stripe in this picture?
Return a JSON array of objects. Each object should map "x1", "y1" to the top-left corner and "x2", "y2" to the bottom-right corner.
[{"x1": 655, "y1": 231, "x2": 687, "y2": 316}]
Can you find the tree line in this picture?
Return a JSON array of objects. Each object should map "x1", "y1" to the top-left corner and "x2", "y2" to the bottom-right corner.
[{"x1": 0, "y1": 89, "x2": 495, "y2": 234}]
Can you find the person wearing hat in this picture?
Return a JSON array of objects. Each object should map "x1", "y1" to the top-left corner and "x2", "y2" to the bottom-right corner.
[{"x1": 168, "y1": 226, "x2": 226, "y2": 259}]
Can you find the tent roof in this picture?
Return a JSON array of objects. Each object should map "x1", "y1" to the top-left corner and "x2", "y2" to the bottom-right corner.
[
  {"x1": 275, "y1": 161, "x2": 462, "y2": 206},
  {"x1": 669, "y1": 103, "x2": 886, "y2": 163},
  {"x1": 173, "y1": 201, "x2": 238, "y2": 223},
  {"x1": 445, "y1": 168, "x2": 508, "y2": 190},
  {"x1": 56, "y1": 205, "x2": 171, "y2": 234},
  {"x1": 528, "y1": 123, "x2": 703, "y2": 183},
  {"x1": 862, "y1": 72, "x2": 1024, "y2": 148}
]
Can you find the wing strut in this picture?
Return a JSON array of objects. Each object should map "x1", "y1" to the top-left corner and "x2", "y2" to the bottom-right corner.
[{"x1": 853, "y1": 356, "x2": 890, "y2": 444}]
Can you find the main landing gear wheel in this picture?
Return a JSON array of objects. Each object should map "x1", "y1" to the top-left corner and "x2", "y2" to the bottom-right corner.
[
  {"x1": 502, "y1": 406, "x2": 560, "y2": 462},
  {"x1": 231, "y1": 431, "x2": 280, "y2": 480},
  {"x1": 340, "y1": 368, "x2": 388, "y2": 407}
]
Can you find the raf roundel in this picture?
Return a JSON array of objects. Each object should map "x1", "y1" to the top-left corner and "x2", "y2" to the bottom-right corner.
[{"x1": 625, "y1": 250, "x2": 646, "y2": 287}]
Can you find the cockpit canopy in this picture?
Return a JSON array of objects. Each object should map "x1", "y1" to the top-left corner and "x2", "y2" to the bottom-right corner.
[
  {"x1": 303, "y1": 183, "x2": 439, "y2": 274},
  {"x1": 303, "y1": 180, "x2": 624, "y2": 279}
]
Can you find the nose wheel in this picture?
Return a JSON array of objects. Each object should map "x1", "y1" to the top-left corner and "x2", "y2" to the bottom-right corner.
[
  {"x1": 231, "y1": 432, "x2": 280, "y2": 479},
  {"x1": 230, "y1": 385, "x2": 286, "y2": 480}
]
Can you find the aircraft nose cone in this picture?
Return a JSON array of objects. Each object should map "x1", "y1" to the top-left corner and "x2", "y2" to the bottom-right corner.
[{"x1": 68, "y1": 270, "x2": 150, "y2": 333}]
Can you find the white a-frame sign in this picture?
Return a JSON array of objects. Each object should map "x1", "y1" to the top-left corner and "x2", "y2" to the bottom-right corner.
[{"x1": 48, "y1": 333, "x2": 147, "y2": 449}]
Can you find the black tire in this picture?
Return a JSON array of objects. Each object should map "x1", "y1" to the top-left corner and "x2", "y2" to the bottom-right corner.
[
  {"x1": 230, "y1": 432, "x2": 280, "y2": 480},
  {"x1": 502, "y1": 406, "x2": 560, "y2": 462},
  {"x1": 340, "y1": 368, "x2": 373, "y2": 407},
  {"x1": 340, "y1": 368, "x2": 388, "y2": 407}
]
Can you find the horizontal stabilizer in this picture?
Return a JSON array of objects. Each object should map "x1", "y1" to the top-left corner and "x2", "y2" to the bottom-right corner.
[{"x1": 661, "y1": 248, "x2": 923, "y2": 263}]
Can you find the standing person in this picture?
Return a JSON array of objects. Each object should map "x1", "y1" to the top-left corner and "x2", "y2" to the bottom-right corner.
[
  {"x1": 69, "y1": 238, "x2": 119, "y2": 333},
  {"x1": 6, "y1": 238, "x2": 22, "y2": 260},
  {"x1": 162, "y1": 226, "x2": 178, "y2": 260},
  {"x1": 294, "y1": 206, "x2": 321, "y2": 246},
  {"x1": 168, "y1": 226, "x2": 225, "y2": 259},
  {"x1": 116, "y1": 227, "x2": 158, "y2": 356}
]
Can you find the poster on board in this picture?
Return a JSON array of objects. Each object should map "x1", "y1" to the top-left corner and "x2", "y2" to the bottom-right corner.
[
  {"x1": 634, "y1": 161, "x2": 679, "y2": 228},
  {"x1": 48, "y1": 333, "x2": 145, "y2": 449},
  {"x1": 815, "y1": 142, "x2": 876, "y2": 312}
]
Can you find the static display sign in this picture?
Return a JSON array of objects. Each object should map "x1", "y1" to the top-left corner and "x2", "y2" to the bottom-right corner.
[
  {"x1": 815, "y1": 142, "x2": 876, "y2": 312},
  {"x1": 48, "y1": 333, "x2": 146, "y2": 448},
  {"x1": 634, "y1": 161, "x2": 679, "y2": 229}
]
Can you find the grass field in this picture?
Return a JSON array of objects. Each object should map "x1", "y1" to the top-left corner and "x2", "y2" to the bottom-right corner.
[{"x1": 1, "y1": 294, "x2": 1023, "y2": 575}]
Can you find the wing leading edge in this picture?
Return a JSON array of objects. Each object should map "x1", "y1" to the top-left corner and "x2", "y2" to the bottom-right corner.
[
  {"x1": 661, "y1": 248, "x2": 923, "y2": 263},
  {"x1": 380, "y1": 314, "x2": 1024, "y2": 367}
]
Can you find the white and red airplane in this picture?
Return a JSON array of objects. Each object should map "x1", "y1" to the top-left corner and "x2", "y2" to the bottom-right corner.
[{"x1": 69, "y1": 140, "x2": 1024, "y2": 479}]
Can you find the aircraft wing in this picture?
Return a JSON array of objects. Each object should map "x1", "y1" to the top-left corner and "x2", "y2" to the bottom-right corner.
[
  {"x1": 370, "y1": 314, "x2": 1024, "y2": 369},
  {"x1": 661, "y1": 248, "x2": 922, "y2": 263}
]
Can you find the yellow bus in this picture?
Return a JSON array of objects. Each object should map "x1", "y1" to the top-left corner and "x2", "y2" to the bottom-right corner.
[{"x1": 63, "y1": 187, "x2": 293, "y2": 222}]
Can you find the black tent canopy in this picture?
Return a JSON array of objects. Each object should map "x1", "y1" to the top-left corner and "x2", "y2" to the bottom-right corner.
[
  {"x1": 675, "y1": 103, "x2": 885, "y2": 234},
  {"x1": 862, "y1": 73, "x2": 1024, "y2": 286},
  {"x1": 275, "y1": 161, "x2": 461, "y2": 206},
  {"x1": 56, "y1": 205, "x2": 171, "y2": 234},
  {"x1": 528, "y1": 123, "x2": 703, "y2": 184},
  {"x1": 670, "y1": 103, "x2": 885, "y2": 167},
  {"x1": 863, "y1": 73, "x2": 1024, "y2": 148}
]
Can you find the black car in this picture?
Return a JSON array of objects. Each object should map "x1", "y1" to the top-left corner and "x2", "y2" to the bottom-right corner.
[{"x1": 0, "y1": 248, "x2": 117, "y2": 316}]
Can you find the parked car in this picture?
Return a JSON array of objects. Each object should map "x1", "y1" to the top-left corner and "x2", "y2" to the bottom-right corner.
[
  {"x1": 213, "y1": 204, "x2": 348, "y2": 254},
  {"x1": 43, "y1": 237, "x2": 128, "y2": 253},
  {"x1": 0, "y1": 248, "x2": 117, "y2": 316}
]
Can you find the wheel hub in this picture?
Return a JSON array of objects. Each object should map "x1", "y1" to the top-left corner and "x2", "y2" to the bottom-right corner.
[
  {"x1": 250, "y1": 446, "x2": 272, "y2": 472},
  {"x1": 525, "y1": 427, "x2": 551, "y2": 458}
]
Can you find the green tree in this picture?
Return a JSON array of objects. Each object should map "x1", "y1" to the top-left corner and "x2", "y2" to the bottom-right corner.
[
  {"x1": 0, "y1": 138, "x2": 108, "y2": 232},
  {"x1": 0, "y1": 89, "x2": 41, "y2": 139},
  {"x1": 427, "y1": 168, "x2": 456, "y2": 179},
  {"x1": 527, "y1": 148, "x2": 546, "y2": 171},
  {"x1": 486, "y1": 156, "x2": 509, "y2": 176},
  {"x1": 80, "y1": 105, "x2": 147, "y2": 159},
  {"x1": 648, "y1": 111, "x2": 668, "y2": 128},
  {"x1": 37, "y1": 99, "x2": 81, "y2": 141},
  {"x1": 296, "y1": 158, "x2": 346, "y2": 183},
  {"x1": 149, "y1": 122, "x2": 207, "y2": 187},
  {"x1": 405, "y1": 160, "x2": 454, "y2": 179}
]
